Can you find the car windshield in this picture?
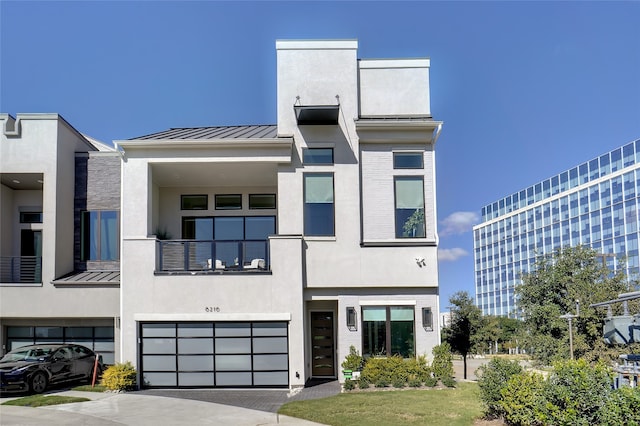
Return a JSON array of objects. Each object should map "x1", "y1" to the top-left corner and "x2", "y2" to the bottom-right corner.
[{"x1": 0, "y1": 347, "x2": 54, "y2": 362}]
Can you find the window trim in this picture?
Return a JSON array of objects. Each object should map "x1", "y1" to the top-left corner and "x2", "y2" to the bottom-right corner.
[
  {"x1": 394, "y1": 176, "x2": 426, "y2": 239},
  {"x1": 181, "y1": 194, "x2": 208, "y2": 211},
  {"x1": 393, "y1": 152, "x2": 424, "y2": 169},
  {"x1": 303, "y1": 147, "x2": 334, "y2": 165},
  {"x1": 303, "y1": 172, "x2": 335, "y2": 237},
  {"x1": 215, "y1": 194, "x2": 242, "y2": 210},
  {"x1": 80, "y1": 210, "x2": 120, "y2": 261},
  {"x1": 249, "y1": 194, "x2": 277, "y2": 210}
]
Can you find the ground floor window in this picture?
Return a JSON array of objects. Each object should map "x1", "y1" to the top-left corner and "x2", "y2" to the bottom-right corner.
[
  {"x1": 6, "y1": 325, "x2": 115, "y2": 364},
  {"x1": 362, "y1": 306, "x2": 414, "y2": 358}
]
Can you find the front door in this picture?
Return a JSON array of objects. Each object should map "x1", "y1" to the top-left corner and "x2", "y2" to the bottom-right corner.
[
  {"x1": 20, "y1": 230, "x2": 42, "y2": 282},
  {"x1": 310, "y1": 312, "x2": 335, "y2": 377}
]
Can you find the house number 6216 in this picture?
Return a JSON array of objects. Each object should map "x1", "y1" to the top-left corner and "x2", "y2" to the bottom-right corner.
[{"x1": 205, "y1": 307, "x2": 220, "y2": 313}]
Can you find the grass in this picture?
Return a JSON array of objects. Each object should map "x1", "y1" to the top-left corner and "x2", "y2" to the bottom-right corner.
[
  {"x1": 1, "y1": 395, "x2": 90, "y2": 407},
  {"x1": 279, "y1": 381, "x2": 483, "y2": 426},
  {"x1": 73, "y1": 384, "x2": 108, "y2": 392}
]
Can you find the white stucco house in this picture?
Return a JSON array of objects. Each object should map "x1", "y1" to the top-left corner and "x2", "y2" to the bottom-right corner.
[
  {"x1": 0, "y1": 113, "x2": 120, "y2": 365},
  {"x1": 1, "y1": 39, "x2": 443, "y2": 389}
]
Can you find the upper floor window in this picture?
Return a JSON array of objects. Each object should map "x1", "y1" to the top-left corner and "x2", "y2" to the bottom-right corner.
[
  {"x1": 395, "y1": 177, "x2": 425, "y2": 238},
  {"x1": 393, "y1": 152, "x2": 423, "y2": 169},
  {"x1": 81, "y1": 211, "x2": 119, "y2": 261},
  {"x1": 249, "y1": 194, "x2": 276, "y2": 209},
  {"x1": 303, "y1": 148, "x2": 334, "y2": 165},
  {"x1": 20, "y1": 212, "x2": 43, "y2": 223},
  {"x1": 181, "y1": 195, "x2": 207, "y2": 210},
  {"x1": 304, "y1": 173, "x2": 334, "y2": 236},
  {"x1": 215, "y1": 194, "x2": 242, "y2": 210}
]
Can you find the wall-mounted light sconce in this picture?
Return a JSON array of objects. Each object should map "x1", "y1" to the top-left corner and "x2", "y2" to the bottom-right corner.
[
  {"x1": 346, "y1": 307, "x2": 357, "y2": 331},
  {"x1": 415, "y1": 257, "x2": 426, "y2": 267},
  {"x1": 422, "y1": 307, "x2": 433, "y2": 331}
]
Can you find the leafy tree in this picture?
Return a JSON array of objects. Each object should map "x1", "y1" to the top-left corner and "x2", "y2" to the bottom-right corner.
[
  {"x1": 517, "y1": 245, "x2": 636, "y2": 365},
  {"x1": 476, "y1": 315, "x2": 522, "y2": 354},
  {"x1": 443, "y1": 291, "x2": 484, "y2": 379}
]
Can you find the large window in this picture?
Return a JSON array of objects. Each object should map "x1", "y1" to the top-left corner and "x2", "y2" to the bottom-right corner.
[
  {"x1": 395, "y1": 177, "x2": 425, "y2": 238},
  {"x1": 362, "y1": 306, "x2": 414, "y2": 358},
  {"x1": 181, "y1": 216, "x2": 275, "y2": 267},
  {"x1": 304, "y1": 173, "x2": 334, "y2": 236},
  {"x1": 81, "y1": 211, "x2": 119, "y2": 261}
]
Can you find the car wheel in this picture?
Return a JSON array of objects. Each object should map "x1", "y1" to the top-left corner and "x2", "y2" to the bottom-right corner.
[{"x1": 30, "y1": 371, "x2": 48, "y2": 394}]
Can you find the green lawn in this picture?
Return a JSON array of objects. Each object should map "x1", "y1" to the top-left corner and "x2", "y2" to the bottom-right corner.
[
  {"x1": 2, "y1": 395, "x2": 90, "y2": 407},
  {"x1": 279, "y1": 382, "x2": 483, "y2": 426}
]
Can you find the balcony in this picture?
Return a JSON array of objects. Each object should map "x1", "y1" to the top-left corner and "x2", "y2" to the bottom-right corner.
[
  {"x1": 156, "y1": 240, "x2": 270, "y2": 274},
  {"x1": 0, "y1": 256, "x2": 42, "y2": 283}
]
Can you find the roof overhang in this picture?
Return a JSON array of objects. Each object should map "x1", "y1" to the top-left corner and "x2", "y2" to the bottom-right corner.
[
  {"x1": 355, "y1": 119, "x2": 443, "y2": 145},
  {"x1": 294, "y1": 105, "x2": 340, "y2": 125}
]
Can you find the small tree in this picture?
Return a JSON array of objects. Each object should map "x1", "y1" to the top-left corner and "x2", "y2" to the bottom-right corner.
[{"x1": 444, "y1": 291, "x2": 484, "y2": 379}]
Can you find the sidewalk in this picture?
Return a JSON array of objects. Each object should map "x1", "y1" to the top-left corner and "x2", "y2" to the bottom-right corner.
[{"x1": 0, "y1": 390, "x2": 326, "y2": 426}]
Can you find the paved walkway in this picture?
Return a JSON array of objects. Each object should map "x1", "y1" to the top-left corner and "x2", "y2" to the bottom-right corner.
[{"x1": 0, "y1": 381, "x2": 340, "y2": 426}]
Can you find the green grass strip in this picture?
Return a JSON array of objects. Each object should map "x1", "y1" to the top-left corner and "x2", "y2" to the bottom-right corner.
[
  {"x1": 279, "y1": 381, "x2": 482, "y2": 426},
  {"x1": 2, "y1": 395, "x2": 90, "y2": 407}
]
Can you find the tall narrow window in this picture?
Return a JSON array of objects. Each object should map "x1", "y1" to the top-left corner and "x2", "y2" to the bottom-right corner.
[
  {"x1": 304, "y1": 173, "x2": 334, "y2": 236},
  {"x1": 81, "y1": 211, "x2": 119, "y2": 261},
  {"x1": 395, "y1": 177, "x2": 425, "y2": 238}
]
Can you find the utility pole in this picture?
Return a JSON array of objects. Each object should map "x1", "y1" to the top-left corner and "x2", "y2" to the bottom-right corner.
[{"x1": 559, "y1": 300, "x2": 580, "y2": 360}]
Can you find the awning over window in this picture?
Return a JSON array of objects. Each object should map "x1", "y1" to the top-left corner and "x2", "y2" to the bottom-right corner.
[{"x1": 294, "y1": 105, "x2": 339, "y2": 125}]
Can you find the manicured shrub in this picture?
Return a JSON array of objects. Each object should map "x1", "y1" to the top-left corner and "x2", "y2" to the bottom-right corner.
[
  {"x1": 431, "y1": 343, "x2": 454, "y2": 380},
  {"x1": 100, "y1": 362, "x2": 137, "y2": 391},
  {"x1": 408, "y1": 377, "x2": 423, "y2": 387},
  {"x1": 441, "y1": 376, "x2": 456, "y2": 388},
  {"x1": 359, "y1": 377, "x2": 370, "y2": 389},
  {"x1": 499, "y1": 371, "x2": 546, "y2": 426},
  {"x1": 424, "y1": 375, "x2": 438, "y2": 387},
  {"x1": 392, "y1": 377, "x2": 405, "y2": 388},
  {"x1": 405, "y1": 355, "x2": 430, "y2": 383},
  {"x1": 476, "y1": 357, "x2": 523, "y2": 419},
  {"x1": 343, "y1": 378, "x2": 356, "y2": 391},
  {"x1": 361, "y1": 355, "x2": 406, "y2": 385},
  {"x1": 341, "y1": 345, "x2": 363, "y2": 372}
]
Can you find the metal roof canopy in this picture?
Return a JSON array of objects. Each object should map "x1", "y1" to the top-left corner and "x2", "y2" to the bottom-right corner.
[{"x1": 294, "y1": 105, "x2": 340, "y2": 125}]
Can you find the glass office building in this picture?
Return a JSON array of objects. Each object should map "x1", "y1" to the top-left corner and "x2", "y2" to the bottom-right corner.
[{"x1": 474, "y1": 139, "x2": 640, "y2": 317}]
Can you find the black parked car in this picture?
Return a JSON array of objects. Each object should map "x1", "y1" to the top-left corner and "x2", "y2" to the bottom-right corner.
[{"x1": 0, "y1": 344, "x2": 103, "y2": 394}]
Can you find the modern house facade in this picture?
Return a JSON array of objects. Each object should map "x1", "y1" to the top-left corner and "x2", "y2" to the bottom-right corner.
[
  {"x1": 474, "y1": 139, "x2": 640, "y2": 317},
  {"x1": 1, "y1": 39, "x2": 442, "y2": 389},
  {"x1": 0, "y1": 113, "x2": 120, "y2": 364}
]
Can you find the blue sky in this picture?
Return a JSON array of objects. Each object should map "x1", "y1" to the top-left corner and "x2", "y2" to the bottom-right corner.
[{"x1": 2, "y1": 1, "x2": 639, "y2": 307}]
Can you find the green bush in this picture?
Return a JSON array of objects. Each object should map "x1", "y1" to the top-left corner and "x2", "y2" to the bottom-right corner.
[
  {"x1": 341, "y1": 345, "x2": 363, "y2": 371},
  {"x1": 441, "y1": 376, "x2": 456, "y2": 388},
  {"x1": 405, "y1": 355, "x2": 431, "y2": 383},
  {"x1": 543, "y1": 359, "x2": 612, "y2": 426},
  {"x1": 343, "y1": 378, "x2": 356, "y2": 391},
  {"x1": 499, "y1": 372, "x2": 546, "y2": 426},
  {"x1": 359, "y1": 377, "x2": 370, "y2": 389},
  {"x1": 598, "y1": 386, "x2": 640, "y2": 426},
  {"x1": 100, "y1": 362, "x2": 137, "y2": 391},
  {"x1": 392, "y1": 377, "x2": 405, "y2": 388},
  {"x1": 361, "y1": 356, "x2": 407, "y2": 385},
  {"x1": 424, "y1": 375, "x2": 438, "y2": 387},
  {"x1": 408, "y1": 377, "x2": 423, "y2": 387},
  {"x1": 431, "y1": 343, "x2": 454, "y2": 380},
  {"x1": 477, "y1": 358, "x2": 523, "y2": 419}
]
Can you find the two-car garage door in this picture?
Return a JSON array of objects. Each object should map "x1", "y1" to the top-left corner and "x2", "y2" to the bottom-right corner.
[{"x1": 140, "y1": 321, "x2": 289, "y2": 388}]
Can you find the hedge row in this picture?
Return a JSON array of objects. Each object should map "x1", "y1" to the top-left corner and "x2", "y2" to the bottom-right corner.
[{"x1": 477, "y1": 358, "x2": 640, "y2": 426}]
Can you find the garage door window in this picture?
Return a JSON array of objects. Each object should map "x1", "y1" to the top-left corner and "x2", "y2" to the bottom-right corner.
[{"x1": 141, "y1": 321, "x2": 289, "y2": 388}]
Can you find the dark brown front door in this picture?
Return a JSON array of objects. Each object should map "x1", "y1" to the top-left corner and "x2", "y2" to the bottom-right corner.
[{"x1": 311, "y1": 312, "x2": 335, "y2": 377}]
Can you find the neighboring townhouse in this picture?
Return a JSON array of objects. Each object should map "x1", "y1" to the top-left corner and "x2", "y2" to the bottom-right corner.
[
  {"x1": 116, "y1": 39, "x2": 443, "y2": 389},
  {"x1": 0, "y1": 113, "x2": 119, "y2": 364}
]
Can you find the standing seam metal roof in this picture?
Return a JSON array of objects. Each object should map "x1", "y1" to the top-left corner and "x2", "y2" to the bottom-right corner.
[{"x1": 130, "y1": 125, "x2": 278, "y2": 140}]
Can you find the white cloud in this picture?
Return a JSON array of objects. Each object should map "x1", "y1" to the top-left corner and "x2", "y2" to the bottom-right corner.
[
  {"x1": 439, "y1": 211, "x2": 480, "y2": 237},
  {"x1": 438, "y1": 247, "x2": 469, "y2": 262}
]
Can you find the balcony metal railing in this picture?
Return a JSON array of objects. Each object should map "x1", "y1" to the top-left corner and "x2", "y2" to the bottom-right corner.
[
  {"x1": 0, "y1": 256, "x2": 42, "y2": 283},
  {"x1": 156, "y1": 239, "x2": 270, "y2": 273}
]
